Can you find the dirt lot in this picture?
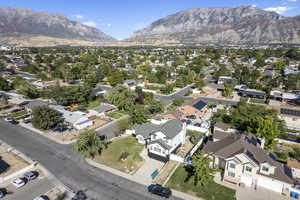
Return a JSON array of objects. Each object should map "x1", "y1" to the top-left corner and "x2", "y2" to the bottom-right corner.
[{"x1": 0, "y1": 152, "x2": 30, "y2": 177}]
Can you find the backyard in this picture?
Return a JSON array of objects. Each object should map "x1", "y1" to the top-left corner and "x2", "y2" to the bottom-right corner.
[
  {"x1": 107, "y1": 111, "x2": 124, "y2": 119},
  {"x1": 167, "y1": 164, "x2": 236, "y2": 200},
  {"x1": 94, "y1": 136, "x2": 144, "y2": 174}
]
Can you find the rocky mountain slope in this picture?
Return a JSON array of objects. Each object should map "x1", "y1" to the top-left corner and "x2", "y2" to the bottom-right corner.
[
  {"x1": 0, "y1": 6, "x2": 115, "y2": 46},
  {"x1": 127, "y1": 6, "x2": 300, "y2": 45}
]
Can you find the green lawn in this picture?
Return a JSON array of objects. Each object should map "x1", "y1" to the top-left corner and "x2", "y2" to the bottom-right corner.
[
  {"x1": 167, "y1": 165, "x2": 236, "y2": 200},
  {"x1": 107, "y1": 112, "x2": 124, "y2": 119},
  {"x1": 8, "y1": 110, "x2": 28, "y2": 120},
  {"x1": 249, "y1": 98, "x2": 266, "y2": 104},
  {"x1": 94, "y1": 136, "x2": 144, "y2": 174},
  {"x1": 86, "y1": 99, "x2": 101, "y2": 110}
]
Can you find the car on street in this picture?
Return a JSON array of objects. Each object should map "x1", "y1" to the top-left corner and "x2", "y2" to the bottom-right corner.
[
  {"x1": 24, "y1": 171, "x2": 38, "y2": 181},
  {"x1": 33, "y1": 195, "x2": 49, "y2": 200},
  {"x1": 0, "y1": 188, "x2": 7, "y2": 198},
  {"x1": 11, "y1": 108, "x2": 23, "y2": 113},
  {"x1": 148, "y1": 184, "x2": 172, "y2": 198},
  {"x1": 186, "y1": 115, "x2": 197, "y2": 120},
  {"x1": 3, "y1": 117, "x2": 18, "y2": 125},
  {"x1": 12, "y1": 178, "x2": 26, "y2": 188}
]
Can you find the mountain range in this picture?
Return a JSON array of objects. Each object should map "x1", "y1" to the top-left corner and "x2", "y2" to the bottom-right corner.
[
  {"x1": 0, "y1": 6, "x2": 115, "y2": 46},
  {"x1": 126, "y1": 6, "x2": 300, "y2": 45},
  {"x1": 0, "y1": 6, "x2": 300, "y2": 46}
]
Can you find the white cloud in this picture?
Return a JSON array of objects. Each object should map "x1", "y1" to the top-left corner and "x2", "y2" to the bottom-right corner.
[
  {"x1": 107, "y1": 24, "x2": 112, "y2": 27},
  {"x1": 287, "y1": 0, "x2": 298, "y2": 2},
  {"x1": 264, "y1": 6, "x2": 296, "y2": 14},
  {"x1": 74, "y1": 14, "x2": 84, "y2": 19},
  {"x1": 83, "y1": 21, "x2": 97, "y2": 28},
  {"x1": 252, "y1": 5, "x2": 257, "y2": 8}
]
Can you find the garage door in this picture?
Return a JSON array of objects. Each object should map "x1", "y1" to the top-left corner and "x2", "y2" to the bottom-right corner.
[
  {"x1": 241, "y1": 175, "x2": 252, "y2": 187},
  {"x1": 257, "y1": 178, "x2": 283, "y2": 193}
]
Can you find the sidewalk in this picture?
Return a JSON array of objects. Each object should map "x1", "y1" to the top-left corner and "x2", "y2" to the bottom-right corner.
[
  {"x1": 86, "y1": 159, "x2": 201, "y2": 200},
  {"x1": 19, "y1": 123, "x2": 74, "y2": 145}
]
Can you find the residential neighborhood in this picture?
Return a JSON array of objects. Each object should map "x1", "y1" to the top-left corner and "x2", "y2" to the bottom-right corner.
[{"x1": 0, "y1": 44, "x2": 299, "y2": 200}]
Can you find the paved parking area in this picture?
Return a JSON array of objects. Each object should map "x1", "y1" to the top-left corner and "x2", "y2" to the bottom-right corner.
[{"x1": 3, "y1": 177, "x2": 54, "y2": 200}]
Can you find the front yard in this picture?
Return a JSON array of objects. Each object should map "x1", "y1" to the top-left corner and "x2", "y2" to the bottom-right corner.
[
  {"x1": 167, "y1": 165, "x2": 236, "y2": 200},
  {"x1": 94, "y1": 136, "x2": 144, "y2": 174}
]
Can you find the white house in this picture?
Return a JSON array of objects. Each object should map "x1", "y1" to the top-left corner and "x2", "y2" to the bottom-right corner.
[
  {"x1": 53, "y1": 106, "x2": 93, "y2": 130},
  {"x1": 133, "y1": 119, "x2": 186, "y2": 161},
  {"x1": 203, "y1": 134, "x2": 294, "y2": 196}
]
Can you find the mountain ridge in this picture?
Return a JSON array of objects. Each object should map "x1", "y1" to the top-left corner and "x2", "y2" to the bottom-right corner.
[
  {"x1": 0, "y1": 6, "x2": 115, "y2": 46},
  {"x1": 126, "y1": 5, "x2": 300, "y2": 45}
]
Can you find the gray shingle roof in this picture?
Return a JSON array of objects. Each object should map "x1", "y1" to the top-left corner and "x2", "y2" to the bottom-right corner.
[
  {"x1": 92, "y1": 104, "x2": 115, "y2": 113},
  {"x1": 134, "y1": 119, "x2": 183, "y2": 139},
  {"x1": 203, "y1": 134, "x2": 294, "y2": 183},
  {"x1": 24, "y1": 101, "x2": 50, "y2": 110}
]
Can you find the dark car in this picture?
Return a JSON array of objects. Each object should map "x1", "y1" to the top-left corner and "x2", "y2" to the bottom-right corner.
[
  {"x1": 0, "y1": 188, "x2": 6, "y2": 198},
  {"x1": 24, "y1": 171, "x2": 38, "y2": 181},
  {"x1": 148, "y1": 184, "x2": 172, "y2": 198},
  {"x1": 72, "y1": 190, "x2": 87, "y2": 200}
]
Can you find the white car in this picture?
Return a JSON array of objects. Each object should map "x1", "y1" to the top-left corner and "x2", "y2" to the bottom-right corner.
[
  {"x1": 12, "y1": 178, "x2": 26, "y2": 188},
  {"x1": 33, "y1": 195, "x2": 49, "y2": 200}
]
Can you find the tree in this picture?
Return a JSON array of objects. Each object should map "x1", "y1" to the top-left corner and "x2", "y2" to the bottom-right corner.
[
  {"x1": 114, "y1": 118, "x2": 130, "y2": 136},
  {"x1": 107, "y1": 70, "x2": 124, "y2": 86},
  {"x1": 106, "y1": 85, "x2": 135, "y2": 111},
  {"x1": 250, "y1": 116, "x2": 280, "y2": 149},
  {"x1": 223, "y1": 83, "x2": 234, "y2": 97},
  {"x1": 0, "y1": 77, "x2": 10, "y2": 91},
  {"x1": 172, "y1": 98, "x2": 184, "y2": 107},
  {"x1": 74, "y1": 130, "x2": 107, "y2": 158},
  {"x1": 32, "y1": 106, "x2": 63, "y2": 130},
  {"x1": 129, "y1": 105, "x2": 149, "y2": 124},
  {"x1": 185, "y1": 151, "x2": 218, "y2": 186}
]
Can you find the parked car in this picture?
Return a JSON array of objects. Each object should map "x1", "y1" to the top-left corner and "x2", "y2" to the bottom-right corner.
[
  {"x1": 22, "y1": 114, "x2": 32, "y2": 120},
  {"x1": 0, "y1": 188, "x2": 7, "y2": 198},
  {"x1": 24, "y1": 171, "x2": 38, "y2": 181},
  {"x1": 11, "y1": 108, "x2": 23, "y2": 113},
  {"x1": 72, "y1": 190, "x2": 87, "y2": 200},
  {"x1": 33, "y1": 195, "x2": 49, "y2": 200},
  {"x1": 148, "y1": 184, "x2": 172, "y2": 198},
  {"x1": 186, "y1": 120, "x2": 192, "y2": 125},
  {"x1": 3, "y1": 117, "x2": 18, "y2": 125},
  {"x1": 194, "y1": 123, "x2": 201, "y2": 127},
  {"x1": 99, "y1": 135, "x2": 107, "y2": 140},
  {"x1": 186, "y1": 115, "x2": 197, "y2": 120},
  {"x1": 12, "y1": 178, "x2": 26, "y2": 188}
]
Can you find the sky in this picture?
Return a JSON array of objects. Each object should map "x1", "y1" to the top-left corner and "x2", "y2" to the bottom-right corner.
[{"x1": 1, "y1": 0, "x2": 300, "y2": 39}]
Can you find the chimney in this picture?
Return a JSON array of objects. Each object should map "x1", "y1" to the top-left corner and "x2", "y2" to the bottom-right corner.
[{"x1": 258, "y1": 137, "x2": 265, "y2": 149}]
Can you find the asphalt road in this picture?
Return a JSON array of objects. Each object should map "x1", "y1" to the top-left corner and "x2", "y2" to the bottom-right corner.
[
  {"x1": 96, "y1": 115, "x2": 129, "y2": 140},
  {"x1": 3, "y1": 177, "x2": 54, "y2": 200},
  {"x1": 0, "y1": 120, "x2": 183, "y2": 200},
  {"x1": 198, "y1": 97, "x2": 238, "y2": 106},
  {"x1": 155, "y1": 84, "x2": 194, "y2": 106}
]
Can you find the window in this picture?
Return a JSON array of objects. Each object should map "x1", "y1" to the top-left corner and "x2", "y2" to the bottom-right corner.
[
  {"x1": 245, "y1": 166, "x2": 252, "y2": 173},
  {"x1": 262, "y1": 166, "x2": 269, "y2": 172},
  {"x1": 153, "y1": 146, "x2": 161, "y2": 153},
  {"x1": 229, "y1": 163, "x2": 236, "y2": 169},
  {"x1": 228, "y1": 172, "x2": 235, "y2": 177}
]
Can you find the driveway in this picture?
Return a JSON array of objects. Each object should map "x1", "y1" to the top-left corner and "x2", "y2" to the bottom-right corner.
[
  {"x1": 133, "y1": 149, "x2": 165, "y2": 185},
  {"x1": 3, "y1": 177, "x2": 54, "y2": 200},
  {"x1": 214, "y1": 173, "x2": 289, "y2": 200},
  {"x1": 236, "y1": 187, "x2": 289, "y2": 200},
  {"x1": 96, "y1": 115, "x2": 129, "y2": 139}
]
